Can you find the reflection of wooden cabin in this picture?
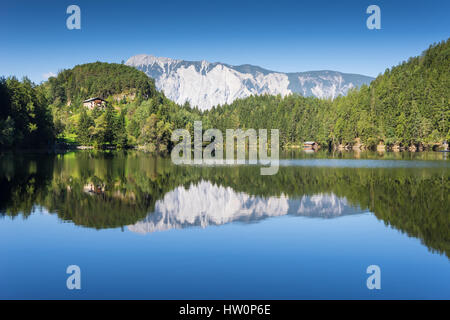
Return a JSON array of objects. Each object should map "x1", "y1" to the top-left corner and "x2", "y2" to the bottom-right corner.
[
  {"x1": 303, "y1": 141, "x2": 318, "y2": 150},
  {"x1": 83, "y1": 97, "x2": 106, "y2": 110},
  {"x1": 83, "y1": 183, "x2": 105, "y2": 195}
]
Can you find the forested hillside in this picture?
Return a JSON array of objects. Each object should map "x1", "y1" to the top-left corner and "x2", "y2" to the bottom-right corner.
[
  {"x1": 203, "y1": 38, "x2": 450, "y2": 149},
  {"x1": 0, "y1": 77, "x2": 54, "y2": 148},
  {"x1": 44, "y1": 63, "x2": 201, "y2": 151},
  {"x1": 333, "y1": 38, "x2": 449, "y2": 147},
  {"x1": 203, "y1": 94, "x2": 333, "y2": 147},
  {"x1": 45, "y1": 62, "x2": 157, "y2": 105}
]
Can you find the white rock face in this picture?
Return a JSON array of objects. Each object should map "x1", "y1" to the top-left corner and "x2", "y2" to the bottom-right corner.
[
  {"x1": 126, "y1": 54, "x2": 374, "y2": 110},
  {"x1": 127, "y1": 181, "x2": 361, "y2": 234}
]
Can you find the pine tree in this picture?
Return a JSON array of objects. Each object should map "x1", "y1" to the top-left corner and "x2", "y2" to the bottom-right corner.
[
  {"x1": 115, "y1": 111, "x2": 128, "y2": 148},
  {"x1": 77, "y1": 109, "x2": 94, "y2": 145}
]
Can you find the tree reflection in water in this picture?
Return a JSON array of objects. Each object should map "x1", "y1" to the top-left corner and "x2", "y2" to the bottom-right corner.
[{"x1": 0, "y1": 151, "x2": 448, "y2": 258}]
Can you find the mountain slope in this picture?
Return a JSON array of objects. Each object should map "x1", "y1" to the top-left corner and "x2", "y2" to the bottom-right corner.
[
  {"x1": 126, "y1": 54, "x2": 374, "y2": 110},
  {"x1": 45, "y1": 62, "x2": 158, "y2": 106}
]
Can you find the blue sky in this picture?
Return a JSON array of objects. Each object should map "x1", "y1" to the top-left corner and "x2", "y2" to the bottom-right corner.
[{"x1": 1, "y1": 0, "x2": 449, "y2": 83}]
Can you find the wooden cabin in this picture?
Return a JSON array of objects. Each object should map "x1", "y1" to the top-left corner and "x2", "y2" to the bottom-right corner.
[{"x1": 83, "y1": 97, "x2": 106, "y2": 110}]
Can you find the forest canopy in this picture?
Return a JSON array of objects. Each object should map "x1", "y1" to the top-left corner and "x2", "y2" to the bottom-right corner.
[
  {"x1": 202, "y1": 39, "x2": 450, "y2": 148},
  {"x1": 45, "y1": 62, "x2": 157, "y2": 105},
  {"x1": 0, "y1": 77, "x2": 54, "y2": 148}
]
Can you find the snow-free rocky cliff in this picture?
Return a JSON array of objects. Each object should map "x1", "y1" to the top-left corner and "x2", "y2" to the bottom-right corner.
[{"x1": 126, "y1": 54, "x2": 374, "y2": 110}]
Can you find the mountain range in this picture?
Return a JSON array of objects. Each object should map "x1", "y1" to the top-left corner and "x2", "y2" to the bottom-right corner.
[{"x1": 125, "y1": 54, "x2": 374, "y2": 110}]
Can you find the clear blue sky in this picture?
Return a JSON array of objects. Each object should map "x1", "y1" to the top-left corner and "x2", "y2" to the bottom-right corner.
[{"x1": 1, "y1": 0, "x2": 449, "y2": 83}]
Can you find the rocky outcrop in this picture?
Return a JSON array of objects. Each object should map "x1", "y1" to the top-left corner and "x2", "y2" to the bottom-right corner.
[{"x1": 126, "y1": 54, "x2": 374, "y2": 110}]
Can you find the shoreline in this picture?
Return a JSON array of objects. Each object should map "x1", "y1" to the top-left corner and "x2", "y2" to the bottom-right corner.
[{"x1": 1, "y1": 146, "x2": 448, "y2": 155}]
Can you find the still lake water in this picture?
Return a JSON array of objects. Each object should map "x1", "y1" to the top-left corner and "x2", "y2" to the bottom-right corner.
[{"x1": 0, "y1": 151, "x2": 449, "y2": 299}]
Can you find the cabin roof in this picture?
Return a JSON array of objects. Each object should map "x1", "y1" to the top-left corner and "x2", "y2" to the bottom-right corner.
[
  {"x1": 304, "y1": 141, "x2": 316, "y2": 145},
  {"x1": 83, "y1": 97, "x2": 105, "y2": 103}
]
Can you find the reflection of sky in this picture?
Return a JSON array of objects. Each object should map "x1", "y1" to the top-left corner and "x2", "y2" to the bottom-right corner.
[{"x1": 0, "y1": 205, "x2": 449, "y2": 299}]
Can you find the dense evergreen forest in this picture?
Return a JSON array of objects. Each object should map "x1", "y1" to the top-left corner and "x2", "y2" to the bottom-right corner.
[
  {"x1": 204, "y1": 39, "x2": 450, "y2": 149},
  {"x1": 46, "y1": 62, "x2": 158, "y2": 105},
  {"x1": 0, "y1": 77, "x2": 54, "y2": 148},
  {"x1": 0, "y1": 39, "x2": 448, "y2": 150}
]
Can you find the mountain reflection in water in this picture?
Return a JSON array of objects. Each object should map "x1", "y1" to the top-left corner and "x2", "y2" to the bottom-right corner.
[{"x1": 129, "y1": 181, "x2": 361, "y2": 234}]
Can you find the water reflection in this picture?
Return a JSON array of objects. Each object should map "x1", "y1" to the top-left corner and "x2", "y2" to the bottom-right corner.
[
  {"x1": 0, "y1": 151, "x2": 448, "y2": 258},
  {"x1": 128, "y1": 180, "x2": 361, "y2": 234}
]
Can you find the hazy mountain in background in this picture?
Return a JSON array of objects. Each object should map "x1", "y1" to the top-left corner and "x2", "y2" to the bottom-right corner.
[{"x1": 126, "y1": 54, "x2": 374, "y2": 110}]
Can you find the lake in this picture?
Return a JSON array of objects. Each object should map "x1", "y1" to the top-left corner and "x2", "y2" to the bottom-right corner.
[{"x1": 0, "y1": 150, "x2": 449, "y2": 299}]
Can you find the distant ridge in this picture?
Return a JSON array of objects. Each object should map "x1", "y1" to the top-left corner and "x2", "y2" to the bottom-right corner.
[{"x1": 126, "y1": 54, "x2": 374, "y2": 110}]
